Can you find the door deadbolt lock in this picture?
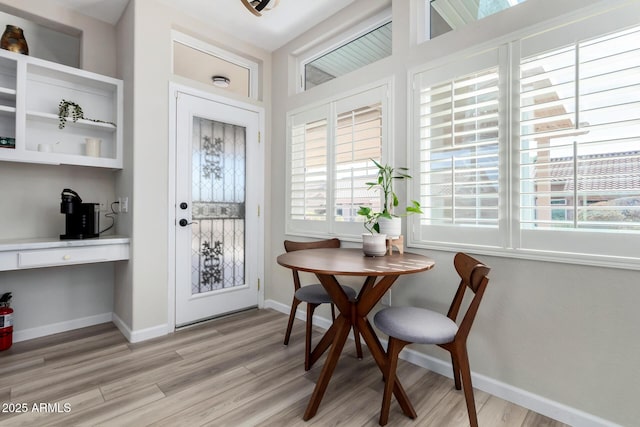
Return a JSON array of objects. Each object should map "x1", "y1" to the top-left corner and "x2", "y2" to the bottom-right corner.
[{"x1": 180, "y1": 202, "x2": 188, "y2": 210}]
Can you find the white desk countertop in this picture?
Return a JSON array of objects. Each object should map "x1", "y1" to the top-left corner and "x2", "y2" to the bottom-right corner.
[
  {"x1": 0, "y1": 235, "x2": 130, "y2": 252},
  {"x1": 0, "y1": 235, "x2": 130, "y2": 271}
]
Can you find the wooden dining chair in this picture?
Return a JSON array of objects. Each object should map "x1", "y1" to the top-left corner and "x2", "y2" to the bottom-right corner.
[
  {"x1": 373, "y1": 252, "x2": 491, "y2": 426},
  {"x1": 283, "y1": 238, "x2": 363, "y2": 370}
]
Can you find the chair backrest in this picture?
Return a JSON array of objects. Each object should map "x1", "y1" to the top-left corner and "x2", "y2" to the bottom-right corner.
[
  {"x1": 283, "y1": 238, "x2": 341, "y2": 290},
  {"x1": 447, "y1": 252, "x2": 491, "y2": 341},
  {"x1": 284, "y1": 238, "x2": 340, "y2": 253}
]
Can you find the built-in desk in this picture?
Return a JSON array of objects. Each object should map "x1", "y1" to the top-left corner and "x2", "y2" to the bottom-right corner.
[{"x1": 0, "y1": 235, "x2": 129, "y2": 271}]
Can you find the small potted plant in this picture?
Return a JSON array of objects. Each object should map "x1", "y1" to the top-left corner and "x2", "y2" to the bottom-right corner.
[
  {"x1": 358, "y1": 204, "x2": 387, "y2": 256},
  {"x1": 357, "y1": 159, "x2": 422, "y2": 255},
  {"x1": 57, "y1": 99, "x2": 116, "y2": 129}
]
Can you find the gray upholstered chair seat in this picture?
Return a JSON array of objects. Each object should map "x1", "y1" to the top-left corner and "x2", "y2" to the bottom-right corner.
[
  {"x1": 374, "y1": 306, "x2": 458, "y2": 344},
  {"x1": 373, "y1": 253, "x2": 491, "y2": 426},
  {"x1": 295, "y1": 284, "x2": 357, "y2": 305}
]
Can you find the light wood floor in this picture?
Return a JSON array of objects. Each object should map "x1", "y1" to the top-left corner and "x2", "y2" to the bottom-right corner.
[{"x1": 0, "y1": 309, "x2": 568, "y2": 426}]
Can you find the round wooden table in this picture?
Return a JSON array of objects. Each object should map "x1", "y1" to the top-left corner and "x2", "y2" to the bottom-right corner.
[{"x1": 277, "y1": 248, "x2": 435, "y2": 421}]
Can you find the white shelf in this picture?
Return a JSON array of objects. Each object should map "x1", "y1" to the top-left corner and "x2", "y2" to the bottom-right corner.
[
  {"x1": 27, "y1": 111, "x2": 117, "y2": 132},
  {"x1": 0, "y1": 48, "x2": 123, "y2": 169}
]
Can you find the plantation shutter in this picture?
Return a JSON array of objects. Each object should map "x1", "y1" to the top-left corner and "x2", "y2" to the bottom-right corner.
[
  {"x1": 288, "y1": 106, "x2": 329, "y2": 235},
  {"x1": 332, "y1": 85, "x2": 387, "y2": 236},
  {"x1": 287, "y1": 84, "x2": 389, "y2": 238},
  {"x1": 517, "y1": 17, "x2": 640, "y2": 258},
  {"x1": 413, "y1": 48, "x2": 503, "y2": 248},
  {"x1": 333, "y1": 103, "x2": 383, "y2": 220},
  {"x1": 408, "y1": 3, "x2": 640, "y2": 265},
  {"x1": 520, "y1": 26, "x2": 640, "y2": 231}
]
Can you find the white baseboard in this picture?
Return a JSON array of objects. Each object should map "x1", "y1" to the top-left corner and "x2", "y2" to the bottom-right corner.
[
  {"x1": 264, "y1": 299, "x2": 618, "y2": 427},
  {"x1": 265, "y1": 298, "x2": 334, "y2": 330},
  {"x1": 111, "y1": 312, "x2": 169, "y2": 343},
  {"x1": 399, "y1": 346, "x2": 619, "y2": 427},
  {"x1": 13, "y1": 312, "x2": 113, "y2": 343}
]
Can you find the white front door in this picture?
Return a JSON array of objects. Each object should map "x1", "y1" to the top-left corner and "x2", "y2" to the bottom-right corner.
[{"x1": 175, "y1": 91, "x2": 262, "y2": 327}]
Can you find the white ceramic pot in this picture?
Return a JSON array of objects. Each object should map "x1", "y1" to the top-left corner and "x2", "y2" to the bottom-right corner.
[
  {"x1": 377, "y1": 216, "x2": 401, "y2": 238},
  {"x1": 362, "y1": 233, "x2": 387, "y2": 257}
]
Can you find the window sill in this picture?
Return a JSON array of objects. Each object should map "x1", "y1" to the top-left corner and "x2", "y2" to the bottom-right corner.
[{"x1": 406, "y1": 240, "x2": 640, "y2": 271}]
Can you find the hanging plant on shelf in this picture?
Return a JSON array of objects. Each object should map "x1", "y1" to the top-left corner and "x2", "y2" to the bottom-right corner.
[{"x1": 57, "y1": 99, "x2": 116, "y2": 129}]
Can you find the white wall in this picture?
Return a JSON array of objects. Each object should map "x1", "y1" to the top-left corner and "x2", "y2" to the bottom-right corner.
[
  {"x1": 114, "y1": 0, "x2": 271, "y2": 334},
  {"x1": 2, "y1": 264, "x2": 114, "y2": 341},
  {"x1": 268, "y1": 0, "x2": 640, "y2": 425},
  {"x1": 0, "y1": 11, "x2": 80, "y2": 67},
  {"x1": 0, "y1": 0, "x2": 117, "y2": 77},
  {"x1": 114, "y1": 0, "x2": 135, "y2": 331},
  {"x1": 0, "y1": 3, "x2": 119, "y2": 340}
]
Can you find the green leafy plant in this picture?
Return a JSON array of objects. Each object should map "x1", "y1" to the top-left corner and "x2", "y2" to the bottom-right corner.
[
  {"x1": 58, "y1": 99, "x2": 116, "y2": 129},
  {"x1": 357, "y1": 159, "x2": 422, "y2": 234}
]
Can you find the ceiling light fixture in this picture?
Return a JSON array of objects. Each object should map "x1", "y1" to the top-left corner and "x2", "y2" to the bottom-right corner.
[
  {"x1": 211, "y1": 75, "x2": 231, "y2": 88},
  {"x1": 240, "y1": 0, "x2": 279, "y2": 17}
]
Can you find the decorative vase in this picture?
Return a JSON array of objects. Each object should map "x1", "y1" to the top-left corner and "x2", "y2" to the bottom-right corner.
[
  {"x1": 377, "y1": 216, "x2": 402, "y2": 238},
  {"x1": 362, "y1": 233, "x2": 387, "y2": 257},
  {"x1": 1, "y1": 25, "x2": 29, "y2": 55}
]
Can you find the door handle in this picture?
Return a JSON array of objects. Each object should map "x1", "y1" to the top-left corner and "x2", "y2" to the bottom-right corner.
[{"x1": 179, "y1": 219, "x2": 197, "y2": 227}]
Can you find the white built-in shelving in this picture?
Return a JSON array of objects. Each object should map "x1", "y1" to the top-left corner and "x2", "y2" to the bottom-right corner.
[{"x1": 0, "y1": 48, "x2": 123, "y2": 168}]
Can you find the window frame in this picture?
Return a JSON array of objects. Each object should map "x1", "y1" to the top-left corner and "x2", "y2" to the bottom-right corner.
[
  {"x1": 286, "y1": 79, "x2": 393, "y2": 240},
  {"x1": 408, "y1": 3, "x2": 640, "y2": 270},
  {"x1": 296, "y1": 8, "x2": 392, "y2": 93},
  {"x1": 418, "y1": 0, "x2": 530, "y2": 44}
]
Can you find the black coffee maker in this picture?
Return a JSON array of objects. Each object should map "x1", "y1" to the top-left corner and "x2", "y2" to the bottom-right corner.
[{"x1": 60, "y1": 189, "x2": 99, "y2": 240}]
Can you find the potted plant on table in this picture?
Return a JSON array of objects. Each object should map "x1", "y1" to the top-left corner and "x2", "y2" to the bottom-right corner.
[{"x1": 357, "y1": 159, "x2": 422, "y2": 256}]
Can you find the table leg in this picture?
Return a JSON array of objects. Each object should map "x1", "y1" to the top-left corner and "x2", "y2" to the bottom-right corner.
[
  {"x1": 356, "y1": 316, "x2": 417, "y2": 419},
  {"x1": 308, "y1": 316, "x2": 338, "y2": 368},
  {"x1": 303, "y1": 314, "x2": 352, "y2": 420},
  {"x1": 304, "y1": 273, "x2": 354, "y2": 370}
]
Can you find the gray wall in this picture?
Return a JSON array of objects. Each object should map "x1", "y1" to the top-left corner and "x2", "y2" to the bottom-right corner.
[{"x1": 266, "y1": 0, "x2": 640, "y2": 425}]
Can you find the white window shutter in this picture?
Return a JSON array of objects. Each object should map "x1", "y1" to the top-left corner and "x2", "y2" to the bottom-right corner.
[{"x1": 414, "y1": 48, "x2": 504, "y2": 248}]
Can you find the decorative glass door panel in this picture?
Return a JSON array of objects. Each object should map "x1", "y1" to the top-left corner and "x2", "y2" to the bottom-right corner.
[
  {"x1": 191, "y1": 118, "x2": 246, "y2": 295},
  {"x1": 175, "y1": 91, "x2": 261, "y2": 327}
]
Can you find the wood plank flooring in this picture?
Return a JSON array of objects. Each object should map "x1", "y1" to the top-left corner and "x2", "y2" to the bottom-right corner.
[{"x1": 0, "y1": 309, "x2": 568, "y2": 426}]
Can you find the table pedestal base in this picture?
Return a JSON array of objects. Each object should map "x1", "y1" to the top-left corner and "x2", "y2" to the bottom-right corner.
[{"x1": 302, "y1": 274, "x2": 417, "y2": 422}]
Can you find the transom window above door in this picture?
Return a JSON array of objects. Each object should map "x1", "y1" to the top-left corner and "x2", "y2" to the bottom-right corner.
[{"x1": 171, "y1": 31, "x2": 259, "y2": 100}]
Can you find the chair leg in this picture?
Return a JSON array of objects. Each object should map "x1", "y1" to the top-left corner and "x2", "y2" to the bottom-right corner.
[
  {"x1": 450, "y1": 349, "x2": 461, "y2": 390},
  {"x1": 456, "y1": 345, "x2": 478, "y2": 427},
  {"x1": 353, "y1": 324, "x2": 363, "y2": 359},
  {"x1": 348, "y1": 301, "x2": 364, "y2": 359},
  {"x1": 304, "y1": 303, "x2": 318, "y2": 371},
  {"x1": 379, "y1": 338, "x2": 407, "y2": 426},
  {"x1": 283, "y1": 297, "x2": 301, "y2": 345}
]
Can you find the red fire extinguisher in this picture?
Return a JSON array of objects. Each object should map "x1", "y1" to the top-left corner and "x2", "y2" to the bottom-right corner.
[{"x1": 0, "y1": 292, "x2": 13, "y2": 351}]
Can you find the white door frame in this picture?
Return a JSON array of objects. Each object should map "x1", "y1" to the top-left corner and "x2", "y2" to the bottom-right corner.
[{"x1": 167, "y1": 82, "x2": 265, "y2": 332}]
